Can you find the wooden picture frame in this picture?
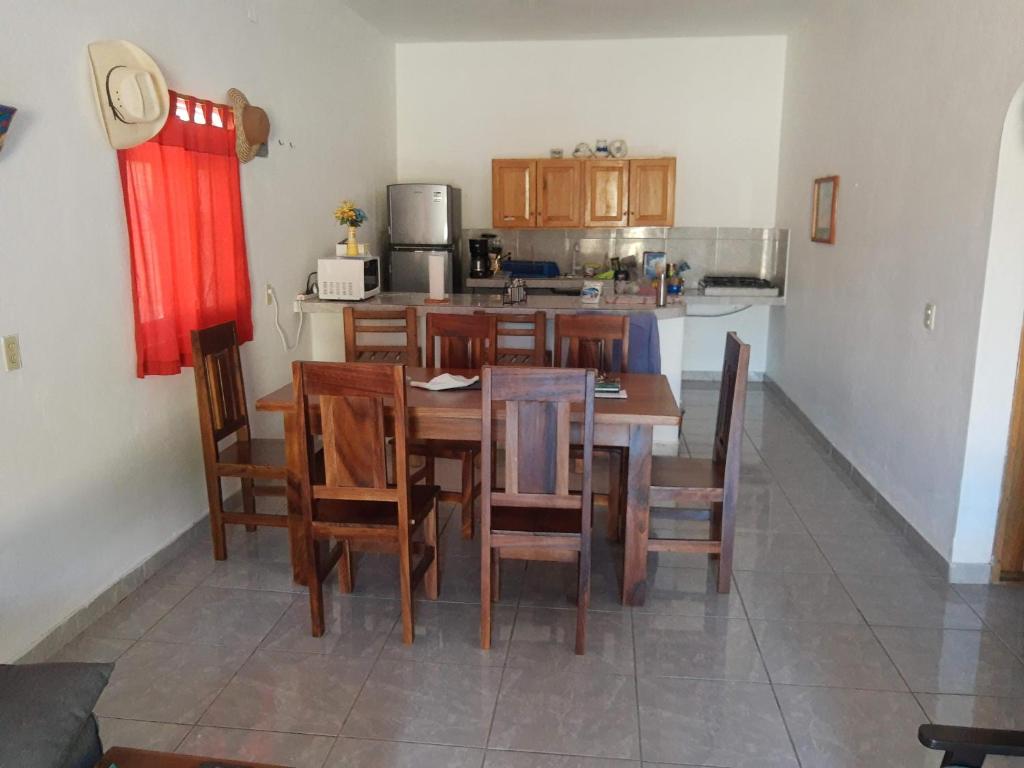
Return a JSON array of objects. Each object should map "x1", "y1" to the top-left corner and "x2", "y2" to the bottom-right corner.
[{"x1": 811, "y1": 175, "x2": 839, "y2": 244}]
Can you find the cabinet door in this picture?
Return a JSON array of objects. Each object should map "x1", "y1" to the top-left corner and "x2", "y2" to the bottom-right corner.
[
  {"x1": 536, "y1": 159, "x2": 582, "y2": 228},
  {"x1": 492, "y1": 159, "x2": 536, "y2": 228},
  {"x1": 583, "y1": 159, "x2": 629, "y2": 227},
  {"x1": 628, "y1": 158, "x2": 676, "y2": 227}
]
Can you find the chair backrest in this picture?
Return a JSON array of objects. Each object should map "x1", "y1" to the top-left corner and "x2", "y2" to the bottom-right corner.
[
  {"x1": 191, "y1": 321, "x2": 250, "y2": 451},
  {"x1": 714, "y1": 332, "x2": 751, "y2": 478},
  {"x1": 481, "y1": 366, "x2": 596, "y2": 513},
  {"x1": 343, "y1": 306, "x2": 419, "y2": 364},
  {"x1": 481, "y1": 310, "x2": 547, "y2": 366},
  {"x1": 426, "y1": 313, "x2": 497, "y2": 370},
  {"x1": 555, "y1": 314, "x2": 630, "y2": 374},
  {"x1": 292, "y1": 361, "x2": 410, "y2": 514}
]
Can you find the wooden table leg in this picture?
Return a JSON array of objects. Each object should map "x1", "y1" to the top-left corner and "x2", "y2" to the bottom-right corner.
[
  {"x1": 622, "y1": 424, "x2": 652, "y2": 606},
  {"x1": 283, "y1": 410, "x2": 307, "y2": 585}
]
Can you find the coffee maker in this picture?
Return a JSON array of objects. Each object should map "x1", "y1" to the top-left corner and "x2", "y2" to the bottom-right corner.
[{"x1": 469, "y1": 238, "x2": 490, "y2": 278}]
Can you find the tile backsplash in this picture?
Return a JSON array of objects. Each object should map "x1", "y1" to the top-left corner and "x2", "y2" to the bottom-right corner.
[{"x1": 460, "y1": 226, "x2": 788, "y2": 293}]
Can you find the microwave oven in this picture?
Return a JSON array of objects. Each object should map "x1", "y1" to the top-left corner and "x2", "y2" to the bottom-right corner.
[{"x1": 317, "y1": 255, "x2": 381, "y2": 300}]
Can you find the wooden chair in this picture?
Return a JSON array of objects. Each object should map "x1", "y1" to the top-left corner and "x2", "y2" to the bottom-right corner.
[
  {"x1": 415, "y1": 313, "x2": 497, "y2": 538},
  {"x1": 343, "y1": 306, "x2": 419, "y2": 364},
  {"x1": 635, "y1": 332, "x2": 750, "y2": 593},
  {"x1": 920, "y1": 723, "x2": 1024, "y2": 767},
  {"x1": 479, "y1": 310, "x2": 548, "y2": 366},
  {"x1": 191, "y1": 321, "x2": 287, "y2": 561},
  {"x1": 292, "y1": 361, "x2": 440, "y2": 644},
  {"x1": 554, "y1": 314, "x2": 630, "y2": 540},
  {"x1": 481, "y1": 365, "x2": 596, "y2": 654}
]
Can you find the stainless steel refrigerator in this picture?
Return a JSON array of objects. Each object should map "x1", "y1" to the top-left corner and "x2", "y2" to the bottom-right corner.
[{"x1": 387, "y1": 184, "x2": 462, "y2": 294}]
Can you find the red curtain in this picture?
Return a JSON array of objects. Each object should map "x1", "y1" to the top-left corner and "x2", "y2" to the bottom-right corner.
[{"x1": 118, "y1": 90, "x2": 253, "y2": 377}]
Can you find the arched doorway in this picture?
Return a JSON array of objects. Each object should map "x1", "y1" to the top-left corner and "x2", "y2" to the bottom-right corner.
[{"x1": 952, "y1": 81, "x2": 1024, "y2": 581}]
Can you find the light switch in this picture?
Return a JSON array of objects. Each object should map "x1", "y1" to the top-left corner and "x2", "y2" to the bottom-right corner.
[
  {"x1": 923, "y1": 302, "x2": 937, "y2": 331},
  {"x1": 3, "y1": 334, "x2": 22, "y2": 371}
]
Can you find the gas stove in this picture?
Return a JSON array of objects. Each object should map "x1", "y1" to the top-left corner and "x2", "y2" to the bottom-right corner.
[{"x1": 699, "y1": 275, "x2": 780, "y2": 297}]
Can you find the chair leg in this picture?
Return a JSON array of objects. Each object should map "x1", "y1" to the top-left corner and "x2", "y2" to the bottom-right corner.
[
  {"x1": 205, "y1": 474, "x2": 228, "y2": 560},
  {"x1": 461, "y1": 450, "x2": 474, "y2": 539},
  {"x1": 575, "y1": 549, "x2": 590, "y2": 656},
  {"x1": 480, "y1": 542, "x2": 492, "y2": 649},
  {"x1": 424, "y1": 500, "x2": 440, "y2": 600},
  {"x1": 607, "y1": 450, "x2": 622, "y2": 542},
  {"x1": 338, "y1": 539, "x2": 353, "y2": 594},
  {"x1": 307, "y1": 532, "x2": 325, "y2": 637},
  {"x1": 398, "y1": 535, "x2": 415, "y2": 645},
  {"x1": 709, "y1": 501, "x2": 722, "y2": 562},
  {"x1": 491, "y1": 549, "x2": 500, "y2": 602},
  {"x1": 717, "y1": 499, "x2": 736, "y2": 594},
  {"x1": 241, "y1": 479, "x2": 257, "y2": 532}
]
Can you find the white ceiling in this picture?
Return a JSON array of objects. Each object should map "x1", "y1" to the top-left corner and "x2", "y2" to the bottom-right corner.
[{"x1": 345, "y1": 0, "x2": 810, "y2": 42}]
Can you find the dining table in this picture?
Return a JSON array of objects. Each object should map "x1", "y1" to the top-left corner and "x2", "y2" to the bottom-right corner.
[{"x1": 255, "y1": 366, "x2": 681, "y2": 606}]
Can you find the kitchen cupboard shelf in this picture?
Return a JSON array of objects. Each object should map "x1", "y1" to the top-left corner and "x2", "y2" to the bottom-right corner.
[{"x1": 492, "y1": 156, "x2": 676, "y2": 230}]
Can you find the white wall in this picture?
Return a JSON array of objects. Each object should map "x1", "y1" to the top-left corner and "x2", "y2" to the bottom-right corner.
[
  {"x1": 395, "y1": 37, "x2": 787, "y2": 229},
  {"x1": 769, "y1": 0, "x2": 1024, "y2": 568},
  {"x1": 952, "y1": 84, "x2": 1024, "y2": 575},
  {"x1": 0, "y1": 0, "x2": 395, "y2": 661}
]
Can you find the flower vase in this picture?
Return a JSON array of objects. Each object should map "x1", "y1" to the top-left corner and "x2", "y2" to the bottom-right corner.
[{"x1": 346, "y1": 226, "x2": 359, "y2": 256}]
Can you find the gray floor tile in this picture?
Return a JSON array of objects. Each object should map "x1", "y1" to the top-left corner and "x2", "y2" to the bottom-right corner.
[
  {"x1": 152, "y1": 545, "x2": 220, "y2": 586},
  {"x1": 637, "y1": 677, "x2": 797, "y2": 767},
  {"x1": 260, "y1": 595, "x2": 398, "y2": 657},
  {"x1": 96, "y1": 641, "x2": 250, "y2": 724},
  {"x1": 775, "y1": 685, "x2": 935, "y2": 768},
  {"x1": 327, "y1": 737, "x2": 485, "y2": 768},
  {"x1": 381, "y1": 601, "x2": 515, "y2": 667},
  {"x1": 508, "y1": 607, "x2": 634, "y2": 676},
  {"x1": 200, "y1": 650, "x2": 370, "y2": 735},
  {"x1": 634, "y1": 566, "x2": 745, "y2": 617},
  {"x1": 49, "y1": 633, "x2": 135, "y2": 662},
  {"x1": 177, "y1": 725, "x2": 335, "y2": 768},
  {"x1": 431, "y1": 554, "x2": 526, "y2": 606},
  {"x1": 840, "y1": 572, "x2": 983, "y2": 629},
  {"x1": 144, "y1": 586, "x2": 293, "y2": 650},
  {"x1": 343, "y1": 660, "x2": 503, "y2": 747},
  {"x1": 732, "y1": 531, "x2": 832, "y2": 574},
  {"x1": 633, "y1": 615, "x2": 767, "y2": 682},
  {"x1": 520, "y1": 560, "x2": 625, "y2": 613},
  {"x1": 490, "y1": 668, "x2": 639, "y2": 759},
  {"x1": 204, "y1": 558, "x2": 306, "y2": 593},
  {"x1": 874, "y1": 627, "x2": 1024, "y2": 697},
  {"x1": 98, "y1": 717, "x2": 191, "y2": 752},
  {"x1": 954, "y1": 583, "x2": 1024, "y2": 656},
  {"x1": 486, "y1": 752, "x2": 640, "y2": 768},
  {"x1": 814, "y1": 533, "x2": 941, "y2": 577},
  {"x1": 752, "y1": 620, "x2": 906, "y2": 690},
  {"x1": 85, "y1": 580, "x2": 194, "y2": 640},
  {"x1": 734, "y1": 571, "x2": 863, "y2": 624},
  {"x1": 734, "y1": 483, "x2": 806, "y2": 533}
]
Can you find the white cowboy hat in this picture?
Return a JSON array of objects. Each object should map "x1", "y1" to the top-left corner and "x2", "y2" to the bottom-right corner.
[{"x1": 87, "y1": 40, "x2": 170, "y2": 150}]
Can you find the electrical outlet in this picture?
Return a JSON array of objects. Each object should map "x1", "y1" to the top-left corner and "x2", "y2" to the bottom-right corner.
[
  {"x1": 265, "y1": 283, "x2": 274, "y2": 306},
  {"x1": 3, "y1": 334, "x2": 22, "y2": 371},
  {"x1": 924, "y1": 302, "x2": 937, "y2": 331}
]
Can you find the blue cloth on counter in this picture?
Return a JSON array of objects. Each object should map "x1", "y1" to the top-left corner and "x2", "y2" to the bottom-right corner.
[
  {"x1": 626, "y1": 311, "x2": 661, "y2": 374},
  {"x1": 577, "y1": 310, "x2": 661, "y2": 374}
]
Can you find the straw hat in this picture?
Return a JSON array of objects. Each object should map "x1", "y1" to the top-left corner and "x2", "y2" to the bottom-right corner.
[
  {"x1": 227, "y1": 88, "x2": 270, "y2": 163},
  {"x1": 87, "y1": 40, "x2": 169, "y2": 150}
]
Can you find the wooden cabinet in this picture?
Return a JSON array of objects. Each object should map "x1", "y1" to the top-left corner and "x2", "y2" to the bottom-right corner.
[
  {"x1": 492, "y1": 159, "x2": 536, "y2": 228},
  {"x1": 627, "y1": 157, "x2": 676, "y2": 227},
  {"x1": 492, "y1": 156, "x2": 676, "y2": 228},
  {"x1": 536, "y1": 159, "x2": 582, "y2": 228},
  {"x1": 583, "y1": 159, "x2": 629, "y2": 227}
]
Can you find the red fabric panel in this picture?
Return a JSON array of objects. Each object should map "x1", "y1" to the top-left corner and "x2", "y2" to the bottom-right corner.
[{"x1": 117, "y1": 90, "x2": 252, "y2": 377}]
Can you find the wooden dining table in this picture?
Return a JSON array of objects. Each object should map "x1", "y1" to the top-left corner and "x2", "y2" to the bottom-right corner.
[{"x1": 255, "y1": 367, "x2": 681, "y2": 606}]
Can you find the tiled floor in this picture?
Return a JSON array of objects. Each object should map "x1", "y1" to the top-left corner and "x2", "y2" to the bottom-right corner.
[{"x1": 52, "y1": 383, "x2": 1024, "y2": 768}]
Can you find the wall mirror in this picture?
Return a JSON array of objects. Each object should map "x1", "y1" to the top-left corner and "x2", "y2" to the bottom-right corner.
[{"x1": 812, "y1": 175, "x2": 839, "y2": 244}]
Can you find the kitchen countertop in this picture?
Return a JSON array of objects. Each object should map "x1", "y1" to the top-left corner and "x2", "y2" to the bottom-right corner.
[
  {"x1": 295, "y1": 290, "x2": 785, "y2": 317},
  {"x1": 464, "y1": 277, "x2": 786, "y2": 306}
]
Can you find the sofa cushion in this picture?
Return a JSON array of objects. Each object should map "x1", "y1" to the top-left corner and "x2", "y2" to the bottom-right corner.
[{"x1": 0, "y1": 662, "x2": 113, "y2": 768}]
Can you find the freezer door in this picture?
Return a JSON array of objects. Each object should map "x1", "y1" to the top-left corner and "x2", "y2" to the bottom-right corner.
[
  {"x1": 389, "y1": 250, "x2": 454, "y2": 294},
  {"x1": 388, "y1": 184, "x2": 453, "y2": 246}
]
